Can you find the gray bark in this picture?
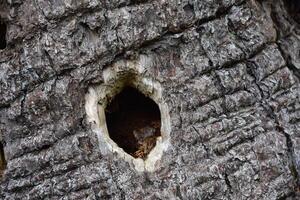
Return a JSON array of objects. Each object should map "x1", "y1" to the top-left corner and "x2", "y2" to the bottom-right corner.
[{"x1": 0, "y1": 0, "x2": 299, "y2": 199}]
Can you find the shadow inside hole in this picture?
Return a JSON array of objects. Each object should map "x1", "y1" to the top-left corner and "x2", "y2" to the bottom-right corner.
[
  {"x1": 0, "y1": 19, "x2": 6, "y2": 49},
  {"x1": 105, "y1": 87, "x2": 161, "y2": 159},
  {"x1": 0, "y1": 142, "x2": 6, "y2": 179}
]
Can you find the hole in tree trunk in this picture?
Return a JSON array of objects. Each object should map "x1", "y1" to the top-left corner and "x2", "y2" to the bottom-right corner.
[
  {"x1": 85, "y1": 65, "x2": 171, "y2": 171},
  {"x1": 0, "y1": 142, "x2": 6, "y2": 179},
  {"x1": 0, "y1": 19, "x2": 7, "y2": 50},
  {"x1": 105, "y1": 87, "x2": 161, "y2": 159}
]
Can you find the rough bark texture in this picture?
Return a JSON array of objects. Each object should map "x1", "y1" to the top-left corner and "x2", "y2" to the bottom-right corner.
[{"x1": 0, "y1": 0, "x2": 299, "y2": 199}]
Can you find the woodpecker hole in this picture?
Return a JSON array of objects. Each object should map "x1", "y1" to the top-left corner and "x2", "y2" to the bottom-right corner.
[
  {"x1": 85, "y1": 60, "x2": 171, "y2": 172},
  {"x1": 105, "y1": 87, "x2": 161, "y2": 159}
]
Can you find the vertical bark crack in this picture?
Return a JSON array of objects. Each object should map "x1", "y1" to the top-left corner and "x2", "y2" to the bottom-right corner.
[
  {"x1": 264, "y1": 104, "x2": 299, "y2": 187},
  {"x1": 276, "y1": 43, "x2": 300, "y2": 81},
  {"x1": 224, "y1": 172, "x2": 232, "y2": 194}
]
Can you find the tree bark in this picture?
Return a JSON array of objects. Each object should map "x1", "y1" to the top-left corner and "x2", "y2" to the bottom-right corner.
[{"x1": 0, "y1": 0, "x2": 299, "y2": 199}]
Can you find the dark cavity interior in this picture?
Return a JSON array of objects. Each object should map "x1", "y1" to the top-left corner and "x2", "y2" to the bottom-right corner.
[
  {"x1": 105, "y1": 87, "x2": 161, "y2": 159},
  {"x1": 0, "y1": 142, "x2": 6, "y2": 178},
  {"x1": 0, "y1": 19, "x2": 6, "y2": 49}
]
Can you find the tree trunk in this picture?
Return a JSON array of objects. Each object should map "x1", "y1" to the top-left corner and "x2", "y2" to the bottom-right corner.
[{"x1": 0, "y1": 0, "x2": 299, "y2": 199}]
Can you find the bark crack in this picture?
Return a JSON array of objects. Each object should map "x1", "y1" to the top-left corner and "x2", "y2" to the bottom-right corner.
[
  {"x1": 276, "y1": 42, "x2": 300, "y2": 81},
  {"x1": 224, "y1": 172, "x2": 232, "y2": 194},
  {"x1": 263, "y1": 103, "x2": 299, "y2": 187},
  {"x1": 2, "y1": 1, "x2": 240, "y2": 108}
]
